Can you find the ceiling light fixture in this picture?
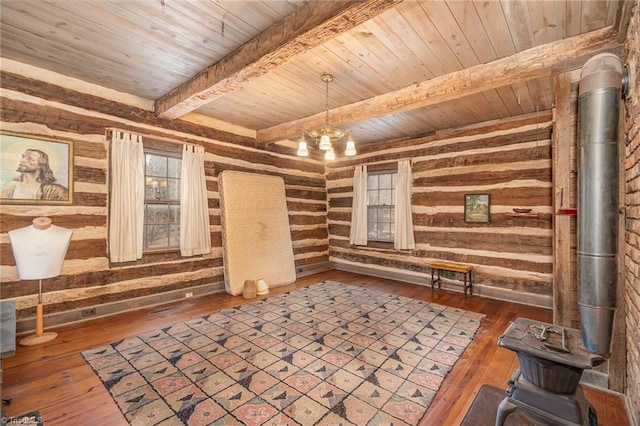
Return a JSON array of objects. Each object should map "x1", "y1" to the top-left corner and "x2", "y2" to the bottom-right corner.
[{"x1": 297, "y1": 73, "x2": 356, "y2": 159}]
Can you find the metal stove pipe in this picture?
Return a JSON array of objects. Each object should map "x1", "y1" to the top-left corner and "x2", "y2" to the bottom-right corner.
[{"x1": 577, "y1": 53, "x2": 623, "y2": 357}]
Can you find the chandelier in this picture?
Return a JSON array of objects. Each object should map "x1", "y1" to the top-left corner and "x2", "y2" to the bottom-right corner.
[{"x1": 296, "y1": 73, "x2": 357, "y2": 159}]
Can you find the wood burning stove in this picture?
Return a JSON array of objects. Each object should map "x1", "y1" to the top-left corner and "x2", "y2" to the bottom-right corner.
[{"x1": 496, "y1": 318, "x2": 603, "y2": 425}]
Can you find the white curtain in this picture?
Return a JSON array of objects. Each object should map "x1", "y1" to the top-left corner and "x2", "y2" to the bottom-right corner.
[
  {"x1": 109, "y1": 131, "x2": 144, "y2": 262},
  {"x1": 394, "y1": 159, "x2": 416, "y2": 250},
  {"x1": 349, "y1": 165, "x2": 368, "y2": 245},
  {"x1": 180, "y1": 144, "x2": 211, "y2": 256}
]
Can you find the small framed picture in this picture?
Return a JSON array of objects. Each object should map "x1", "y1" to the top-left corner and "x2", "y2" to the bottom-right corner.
[
  {"x1": 464, "y1": 194, "x2": 490, "y2": 223},
  {"x1": 0, "y1": 132, "x2": 73, "y2": 204}
]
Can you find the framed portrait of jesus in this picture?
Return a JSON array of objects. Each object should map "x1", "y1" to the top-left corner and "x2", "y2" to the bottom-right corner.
[{"x1": 0, "y1": 132, "x2": 73, "y2": 205}]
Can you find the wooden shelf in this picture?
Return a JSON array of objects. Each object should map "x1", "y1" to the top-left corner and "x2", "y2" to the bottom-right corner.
[
  {"x1": 507, "y1": 213, "x2": 539, "y2": 218},
  {"x1": 557, "y1": 207, "x2": 577, "y2": 216}
]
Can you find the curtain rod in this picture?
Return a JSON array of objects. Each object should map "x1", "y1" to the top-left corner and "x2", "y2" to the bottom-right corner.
[
  {"x1": 358, "y1": 157, "x2": 413, "y2": 167},
  {"x1": 105, "y1": 128, "x2": 203, "y2": 150},
  {"x1": 105, "y1": 127, "x2": 142, "y2": 138}
]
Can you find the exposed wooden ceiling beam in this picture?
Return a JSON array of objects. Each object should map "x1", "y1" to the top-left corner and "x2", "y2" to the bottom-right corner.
[
  {"x1": 256, "y1": 26, "x2": 620, "y2": 145},
  {"x1": 155, "y1": 0, "x2": 402, "y2": 120}
]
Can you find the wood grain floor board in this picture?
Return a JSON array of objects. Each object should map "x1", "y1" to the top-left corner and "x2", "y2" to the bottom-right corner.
[{"x1": 1, "y1": 270, "x2": 629, "y2": 425}]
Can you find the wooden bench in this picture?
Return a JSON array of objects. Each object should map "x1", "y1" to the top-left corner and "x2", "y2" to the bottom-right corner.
[{"x1": 429, "y1": 262, "x2": 473, "y2": 296}]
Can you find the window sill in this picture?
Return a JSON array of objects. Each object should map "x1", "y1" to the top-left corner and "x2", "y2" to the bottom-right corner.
[
  {"x1": 366, "y1": 240, "x2": 395, "y2": 249},
  {"x1": 350, "y1": 240, "x2": 411, "y2": 253},
  {"x1": 109, "y1": 249, "x2": 185, "y2": 268}
]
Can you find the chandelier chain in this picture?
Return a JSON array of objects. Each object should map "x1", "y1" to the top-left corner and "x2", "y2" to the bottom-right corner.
[{"x1": 325, "y1": 76, "x2": 330, "y2": 128}]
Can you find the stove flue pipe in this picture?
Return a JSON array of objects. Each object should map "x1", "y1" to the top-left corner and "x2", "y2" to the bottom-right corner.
[{"x1": 577, "y1": 53, "x2": 623, "y2": 357}]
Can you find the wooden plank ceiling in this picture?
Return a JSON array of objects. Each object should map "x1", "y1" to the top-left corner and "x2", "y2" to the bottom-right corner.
[{"x1": 0, "y1": 0, "x2": 625, "y2": 155}]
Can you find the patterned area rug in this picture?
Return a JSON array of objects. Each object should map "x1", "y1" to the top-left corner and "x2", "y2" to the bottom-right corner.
[{"x1": 82, "y1": 281, "x2": 484, "y2": 425}]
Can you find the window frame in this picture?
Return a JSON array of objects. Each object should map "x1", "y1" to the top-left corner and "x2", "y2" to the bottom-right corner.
[
  {"x1": 366, "y1": 164, "x2": 398, "y2": 243},
  {"x1": 142, "y1": 145, "x2": 182, "y2": 254}
]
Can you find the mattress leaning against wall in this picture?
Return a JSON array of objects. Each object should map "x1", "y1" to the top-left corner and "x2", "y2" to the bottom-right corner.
[{"x1": 218, "y1": 170, "x2": 297, "y2": 296}]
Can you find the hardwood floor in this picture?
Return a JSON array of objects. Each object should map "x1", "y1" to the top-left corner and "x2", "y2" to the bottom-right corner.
[{"x1": 1, "y1": 270, "x2": 630, "y2": 425}]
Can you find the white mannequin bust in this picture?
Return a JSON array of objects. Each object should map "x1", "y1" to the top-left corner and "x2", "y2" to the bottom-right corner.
[{"x1": 8, "y1": 217, "x2": 72, "y2": 280}]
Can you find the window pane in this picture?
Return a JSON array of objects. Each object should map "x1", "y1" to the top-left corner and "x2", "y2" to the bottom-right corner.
[
  {"x1": 146, "y1": 178, "x2": 168, "y2": 200},
  {"x1": 169, "y1": 224, "x2": 180, "y2": 247},
  {"x1": 381, "y1": 207, "x2": 392, "y2": 222},
  {"x1": 367, "y1": 190, "x2": 379, "y2": 205},
  {"x1": 379, "y1": 189, "x2": 393, "y2": 205},
  {"x1": 158, "y1": 179, "x2": 170, "y2": 200},
  {"x1": 146, "y1": 154, "x2": 167, "y2": 176},
  {"x1": 379, "y1": 222, "x2": 391, "y2": 239},
  {"x1": 145, "y1": 178, "x2": 157, "y2": 199},
  {"x1": 367, "y1": 207, "x2": 377, "y2": 222},
  {"x1": 379, "y1": 173, "x2": 392, "y2": 189},
  {"x1": 168, "y1": 157, "x2": 181, "y2": 178},
  {"x1": 367, "y1": 174, "x2": 378, "y2": 189},
  {"x1": 147, "y1": 204, "x2": 169, "y2": 224},
  {"x1": 170, "y1": 205, "x2": 180, "y2": 223},
  {"x1": 145, "y1": 224, "x2": 169, "y2": 249},
  {"x1": 168, "y1": 178, "x2": 180, "y2": 200},
  {"x1": 368, "y1": 222, "x2": 378, "y2": 239}
]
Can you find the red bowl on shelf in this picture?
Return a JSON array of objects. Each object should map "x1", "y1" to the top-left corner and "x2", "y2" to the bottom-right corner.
[{"x1": 513, "y1": 208, "x2": 532, "y2": 214}]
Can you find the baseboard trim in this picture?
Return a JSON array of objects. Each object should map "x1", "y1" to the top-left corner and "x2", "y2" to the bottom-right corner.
[
  {"x1": 17, "y1": 261, "x2": 333, "y2": 334},
  {"x1": 16, "y1": 281, "x2": 225, "y2": 335},
  {"x1": 295, "y1": 261, "x2": 332, "y2": 278},
  {"x1": 333, "y1": 262, "x2": 553, "y2": 309},
  {"x1": 17, "y1": 261, "x2": 552, "y2": 334}
]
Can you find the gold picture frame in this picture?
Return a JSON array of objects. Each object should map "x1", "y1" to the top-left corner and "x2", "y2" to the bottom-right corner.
[
  {"x1": 464, "y1": 193, "x2": 490, "y2": 223},
  {"x1": 0, "y1": 132, "x2": 73, "y2": 204}
]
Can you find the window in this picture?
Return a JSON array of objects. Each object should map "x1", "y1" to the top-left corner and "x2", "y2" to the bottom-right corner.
[
  {"x1": 144, "y1": 150, "x2": 181, "y2": 251},
  {"x1": 367, "y1": 171, "x2": 396, "y2": 241}
]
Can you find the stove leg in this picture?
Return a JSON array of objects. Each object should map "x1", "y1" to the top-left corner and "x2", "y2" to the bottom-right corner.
[
  {"x1": 495, "y1": 397, "x2": 517, "y2": 426},
  {"x1": 588, "y1": 403, "x2": 597, "y2": 426}
]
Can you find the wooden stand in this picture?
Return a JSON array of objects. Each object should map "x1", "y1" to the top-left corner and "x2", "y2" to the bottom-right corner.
[
  {"x1": 507, "y1": 213, "x2": 539, "y2": 218},
  {"x1": 429, "y1": 262, "x2": 474, "y2": 296},
  {"x1": 19, "y1": 279, "x2": 57, "y2": 346}
]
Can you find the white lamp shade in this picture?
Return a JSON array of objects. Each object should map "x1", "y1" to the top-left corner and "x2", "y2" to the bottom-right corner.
[
  {"x1": 345, "y1": 139, "x2": 357, "y2": 156},
  {"x1": 324, "y1": 147, "x2": 336, "y2": 160},
  {"x1": 297, "y1": 140, "x2": 309, "y2": 156},
  {"x1": 319, "y1": 134, "x2": 332, "y2": 150}
]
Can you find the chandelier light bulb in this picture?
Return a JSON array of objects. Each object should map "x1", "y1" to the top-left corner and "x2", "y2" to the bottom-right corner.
[
  {"x1": 324, "y1": 147, "x2": 336, "y2": 161},
  {"x1": 345, "y1": 136, "x2": 356, "y2": 156},
  {"x1": 319, "y1": 133, "x2": 332, "y2": 150},
  {"x1": 296, "y1": 140, "x2": 309, "y2": 157}
]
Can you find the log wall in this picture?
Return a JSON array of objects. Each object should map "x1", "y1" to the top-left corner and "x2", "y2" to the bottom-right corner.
[
  {"x1": 0, "y1": 70, "x2": 329, "y2": 325},
  {"x1": 326, "y1": 113, "x2": 554, "y2": 306}
]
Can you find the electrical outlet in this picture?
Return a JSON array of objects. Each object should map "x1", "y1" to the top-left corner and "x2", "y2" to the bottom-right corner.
[
  {"x1": 185, "y1": 292, "x2": 193, "y2": 298},
  {"x1": 81, "y1": 308, "x2": 96, "y2": 318}
]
